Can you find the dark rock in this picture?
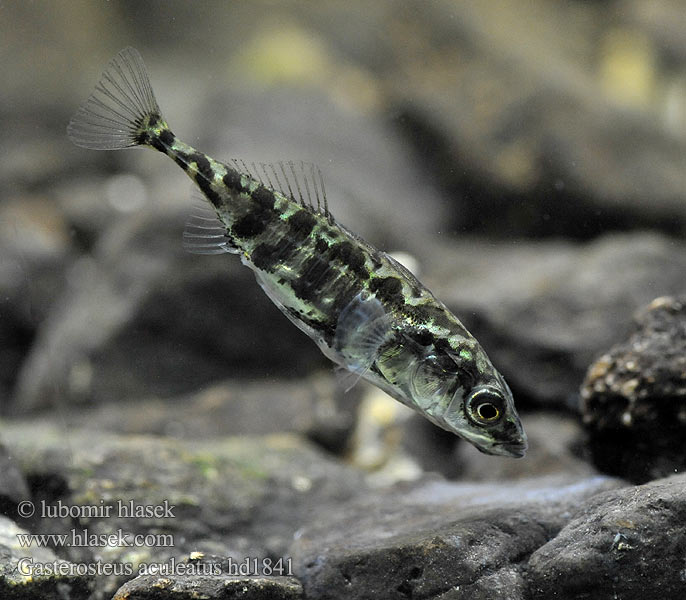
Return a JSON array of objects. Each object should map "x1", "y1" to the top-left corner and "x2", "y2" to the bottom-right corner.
[
  {"x1": 21, "y1": 375, "x2": 359, "y2": 455},
  {"x1": 0, "y1": 197, "x2": 73, "y2": 410},
  {"x1": 115, "y1": 574, "x2": 302, "y2": 600},
  {"x1": 424, "y1": 232, "x2": 686, "y2": 409},
  {"x1": 527, "y1": 474, "x2": 686, "y2": 600},
  {"x1": 291, "y1": 475, "x2": 622, "y2": 600},
  {"x1": 581, "y1": 295, "x2": 686, "y2": 483},
  {"x1": 2, "y1": 421, "x2": 364, "y2": 596},
  {"x1": 0, "y1": 514, "x2": 92, "y2": 599},
  {"x1": 113, "y1": 554, "x2": 302, "y2": 600}
]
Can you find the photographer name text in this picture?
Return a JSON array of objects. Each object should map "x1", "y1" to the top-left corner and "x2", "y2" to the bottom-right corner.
[{"x1": 38, "y1": 499, "x2": 175, "y2": 519}]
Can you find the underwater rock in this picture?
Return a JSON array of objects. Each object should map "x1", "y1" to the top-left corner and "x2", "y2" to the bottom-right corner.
[
  {"x1": 1, "y1": 421, "x2": 363, "y2": 596},
  {"x1": 0, "y1": 197, "x2": 72, "y2": 410},
  {"x1": 372, "y1": 1, "x2": 686, "y2": 238},
  {"x1": 0, "y1": 514, "x2": 92, "y2": 599},
  {"x1": 425, "y1": 232, "x2": 686, "y2": 409},
  {"x1": 114, "y1": 574, "x2": 302, "y2": 600},
  {"x1": 11, "y1": 207, "x2": 326, "y2": 412},
  {"x1": 290, "y1": 474, "x2": 622, "y2": 600},
  {"x1": 113, "y1": 554, "x2": 303, "y2": 600},
  {"x1": 581, "y1": 295, "x2": 686, "y2": 483},
  {"x1": 20, "y1": 374, "x2": 359, "y2": 455},
  {"x1": 527, "y1": 473, "x2": 686, "y2": 599}
]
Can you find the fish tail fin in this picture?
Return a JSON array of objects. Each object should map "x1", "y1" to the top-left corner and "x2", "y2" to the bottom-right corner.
[{"x1": 67, "y1": 47, "x2": 167, "y2": 151}]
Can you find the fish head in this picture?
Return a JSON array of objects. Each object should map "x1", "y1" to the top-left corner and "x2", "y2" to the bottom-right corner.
[{"x1": 410, "y1": 346, "x2": 527, "y2": 458}]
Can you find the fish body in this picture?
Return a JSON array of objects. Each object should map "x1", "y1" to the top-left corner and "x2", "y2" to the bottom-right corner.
[{"x1": 68, "y1": 48, "x2": 527, "y2": 457}]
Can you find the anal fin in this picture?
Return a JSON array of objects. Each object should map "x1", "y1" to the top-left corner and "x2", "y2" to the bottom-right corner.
[{"x1": 182, "y1": 201, "x2": 237, "y2": 255}]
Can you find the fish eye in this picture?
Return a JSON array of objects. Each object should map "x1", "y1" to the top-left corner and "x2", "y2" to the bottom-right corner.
[
  {"x1": 466, "y1": 389, "x2": 505, "y2": 425},
  {"x1": 476, "y1": 402, "x2": 500, "y2": 421}
]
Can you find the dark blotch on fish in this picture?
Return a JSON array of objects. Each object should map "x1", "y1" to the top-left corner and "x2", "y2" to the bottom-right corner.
[
  {"x1": 410, "y1": 329, "x2": 434, "y2": 347},
  {"x1": 190, "y1": 153, "x2": 213, "y2": 180},
  {"x1": 232, "y1": 211, "x2": 268, "y2": 238},
  {"x1": 315, "y1": 238, "x2": 329, "y2": 254},
  {"x1": 433, "y1": 338, "x2": 453, "y2": 354},
  {"x1": 197, "y1": 178, "x2": 221, "y2": 207},
  {"x1": 149, "y1": 134, "x2": 166, "y2": 153},
  {"x1": 159, "y1": 128, "x2": 175, "y2": 146},
  {"x1": 233, "y1": 186, "x2": 278, "y2": 238},
  {"x1": 223, "y1": 170, "x2": 245, "y2": 193},
  {"x1": 288, "y1": 210, "x2": 317, "y2": 242},
  {"x1": 370, "y1": 276, "x2": 403, "y2": 305},
  {"x1": 253, "y1": 185, "x2": 276, "y2": 211},
  {"x1": 186, "y1": 152, "x2": 221, "y2": 206},
  {"x1": 329, "y1": 241, "x2": 368, "y2": 279},
  {"x1": 251, "y1": 242, "x2": 282, "y2": 271},
  {"x1": 292, "y1": 255, "x2": 334, "y2": 301}
]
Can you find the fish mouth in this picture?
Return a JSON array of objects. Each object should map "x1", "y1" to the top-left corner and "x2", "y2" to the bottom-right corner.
[
  {"x1": 452, "y1": 426, "x2": 528, "y2": 458},
  {"x1": 478, "y1": 440, "x2": 528, "y2": 458}
]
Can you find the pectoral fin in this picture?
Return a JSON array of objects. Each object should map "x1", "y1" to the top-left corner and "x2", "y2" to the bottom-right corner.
[{"x1": 333, "y1": 293, "x2": 395, "y2": 377}]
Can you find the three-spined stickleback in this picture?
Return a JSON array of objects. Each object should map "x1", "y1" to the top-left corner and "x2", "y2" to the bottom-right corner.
[{"x1": 68, "y1": 48, "x2": 527, "y2": 457}]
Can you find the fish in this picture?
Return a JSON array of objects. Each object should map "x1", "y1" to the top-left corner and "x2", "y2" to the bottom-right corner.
[{"x1": 67, "y1": 47, "x2": 527, "y2": 457}]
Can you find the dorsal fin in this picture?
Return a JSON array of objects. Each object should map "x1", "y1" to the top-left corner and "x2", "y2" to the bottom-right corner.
[{"x1": 225, "y1": 159, "x2": 332, "y2": 224}]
